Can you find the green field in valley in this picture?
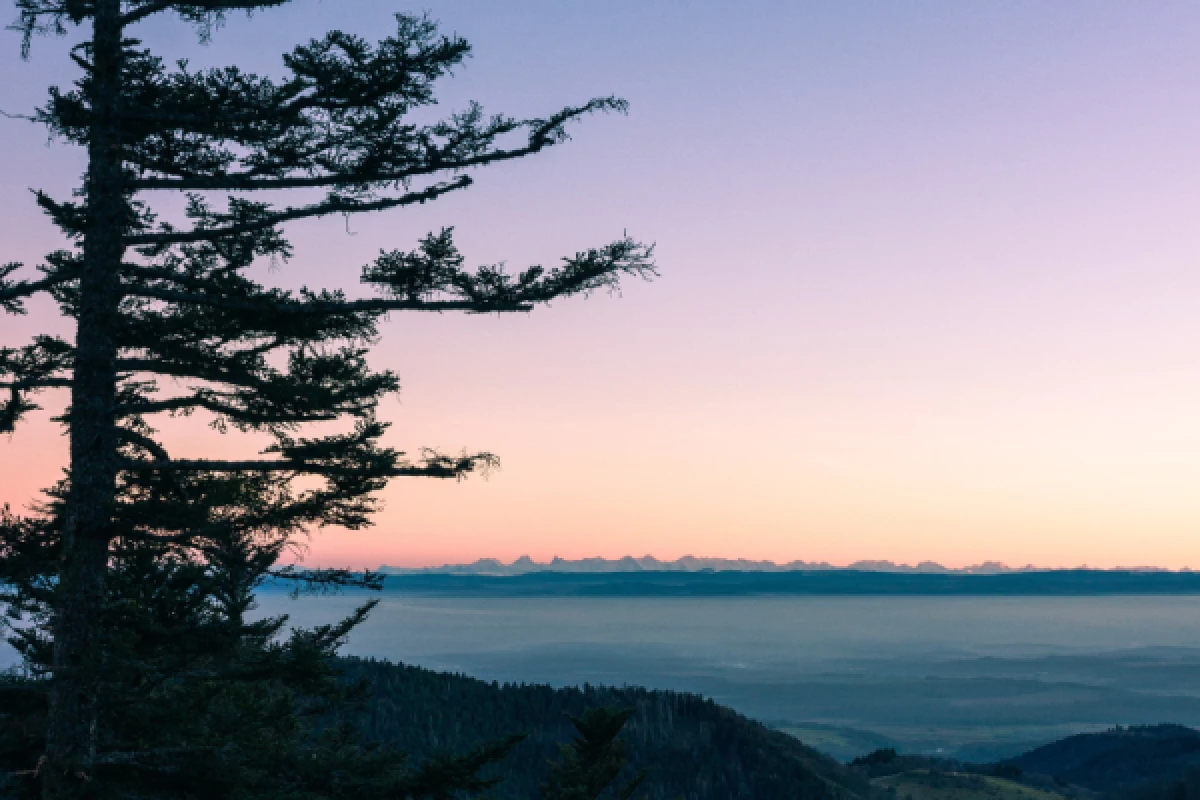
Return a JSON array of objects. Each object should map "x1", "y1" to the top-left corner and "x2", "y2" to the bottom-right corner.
[{"x1": 873, "y1": 770, "x2": 1068, "y2": 800}]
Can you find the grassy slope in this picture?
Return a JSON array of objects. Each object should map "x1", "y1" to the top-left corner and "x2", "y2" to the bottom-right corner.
[{"x1": 874, "y1": 770, "x2": 1068, "y2": 800}]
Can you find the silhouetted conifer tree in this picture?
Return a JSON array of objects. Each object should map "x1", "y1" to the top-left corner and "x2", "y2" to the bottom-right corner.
[
  {"x1": 0, "y1": 2, "x2": 653, "y2": 797},
  {"x1": 540, "y1": 708, "x2": 647, "y2": 800}
]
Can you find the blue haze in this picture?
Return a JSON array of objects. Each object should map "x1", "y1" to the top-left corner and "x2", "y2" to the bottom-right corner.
[{"x1": 254, "y1": 591, "x2": 1200, "y2": 761}]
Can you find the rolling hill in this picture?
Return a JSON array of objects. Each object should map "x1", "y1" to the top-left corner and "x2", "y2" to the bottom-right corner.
[
  {"x1": 1007, "y1": 725, "x2": 1200, "y2": 794},
  {"x1": 336, "y1": 657, "x2": 1200, "y2": 799},
  {"x1": 336, "y1": 657, "x2": 873, "y2": 799}
]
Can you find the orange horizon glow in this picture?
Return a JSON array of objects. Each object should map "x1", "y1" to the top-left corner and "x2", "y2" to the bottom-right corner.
[{"x1": 4, "y1": 2, "x2": 1200, "y2": 572}]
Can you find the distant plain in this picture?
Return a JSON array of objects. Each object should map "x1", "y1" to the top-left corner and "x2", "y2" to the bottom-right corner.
[{"x1": 248, "y1": 590, "x2": 1200, "y2": 761}]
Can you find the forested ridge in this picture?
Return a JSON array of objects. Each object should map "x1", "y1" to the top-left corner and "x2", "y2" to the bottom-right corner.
[{"x1": 334, "y1": 657, "x2": 871, "y2": 800}]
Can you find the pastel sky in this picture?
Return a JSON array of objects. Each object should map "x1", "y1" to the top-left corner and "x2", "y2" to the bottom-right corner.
[{"x1": 3, "y1": 2, "x2": 1200, "y2": 569}]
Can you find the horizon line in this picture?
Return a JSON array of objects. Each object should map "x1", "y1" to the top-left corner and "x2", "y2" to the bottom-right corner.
[{"x1": 374, "y1": 554, "x2": 1194, "y2": 575}]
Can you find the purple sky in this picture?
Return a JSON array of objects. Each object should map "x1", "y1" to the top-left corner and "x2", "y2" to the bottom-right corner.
[{"x1": 3, "y1": 1, "x2": 1200, "y2": 568}]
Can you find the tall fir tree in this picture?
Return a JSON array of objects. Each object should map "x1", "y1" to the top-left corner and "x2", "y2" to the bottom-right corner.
[
  {"x1": 540, "y1": 708, "x2": 648, "y2": 800},
  {"x1": 0, "y1": 2, "x2": 654, "y2": 797}
]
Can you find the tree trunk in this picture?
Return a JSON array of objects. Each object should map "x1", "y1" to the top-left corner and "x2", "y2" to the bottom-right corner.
[{"x1": 43, "y1": 2, "x2": 125, "y2": 796}]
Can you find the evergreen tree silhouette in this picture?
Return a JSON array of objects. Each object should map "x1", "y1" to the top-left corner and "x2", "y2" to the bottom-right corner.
[
  {"x1": 0, "y1": 2, "x2": 653, "y2": 797},
  {"x1": 540, "y1": 708, "x2": 648, "y2": 800}
]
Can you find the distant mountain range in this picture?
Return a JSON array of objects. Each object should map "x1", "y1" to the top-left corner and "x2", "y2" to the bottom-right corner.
[{"x1": 377, "y1": 555, "x2": 1178, "y2": 576}]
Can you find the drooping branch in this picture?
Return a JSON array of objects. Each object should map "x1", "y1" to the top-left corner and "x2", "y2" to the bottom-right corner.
[
  {"x1": 33, "y1": 190, "x2": 89, "y2": 238},
  {"x1": 120, "y1": 453, "x2": 496, "y2": 479},
  {"x1": 118, "y1": 414, "x2": 496, "y2": 484},
  {"x1": 267, "y1": 565, "x2": 384, "y2": 594},
  {"x1": 120, "y1": 284, "x2": 489, "y2": 314},
  {"x1": 0, "y1": 377, "x2": 73, "y2": 391},
  {"x1": 0, "y1": 262, "x2": 72, "y2": 313},
  {"x1": 114, "y1": 346, "x2": 396, "y2": 432},
  {"x1": 123, "y1": 177, "x2": 471, "y2": 247},
  {"x1": 120, "y1": 0, "x2": 291, "y2": 28},
  {"x1": 11, "y1": 0, "x2": 79, "y2": 57},
  {"x1": 0, "y1": 336, "x2": 74, "y2": 433},
  {"x1": 120, "y1": 230, "x2": 655, "y2": 318},
  {"x1": 115, "y1": 393, "x2": 338, "y2": 425},
  {"x1": 362, "y1": 229, "x2": 658, "y2": 311},
  {"x1": 114, "y1": 358, "x2": 292, "y2": 398},
  {"x1": 126, "y1": 98, "x2": 625, "y2": 192},
  {"x1": 115, "y1": 426, "x2": 172, "y2": 462}
]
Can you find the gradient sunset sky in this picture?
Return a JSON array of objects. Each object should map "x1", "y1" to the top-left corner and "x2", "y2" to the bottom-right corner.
[{"x1": 3, "y1": 1, "x2": 1200, "y2": 569}]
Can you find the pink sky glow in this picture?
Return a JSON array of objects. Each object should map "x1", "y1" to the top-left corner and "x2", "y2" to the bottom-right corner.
[{"x1": 3, "y1": 2, "x2": 1200, "y2": 570}]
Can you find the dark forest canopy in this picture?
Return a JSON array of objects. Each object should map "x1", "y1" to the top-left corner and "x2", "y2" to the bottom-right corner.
[
  {"x1": 333, "y1": 657, "x2": 870, "y2": 800},
  {"x1": 0, "y1": 1, "x2": 652, "y2": 797}
]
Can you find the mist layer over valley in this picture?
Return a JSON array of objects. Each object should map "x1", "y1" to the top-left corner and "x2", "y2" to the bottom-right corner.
[{"x1": 249, "y1": 590, "x2": 1200, "y2": 762}]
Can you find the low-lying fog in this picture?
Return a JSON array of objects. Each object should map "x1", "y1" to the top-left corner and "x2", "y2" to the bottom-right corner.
[{"x1": 252, "y1": 592, "x2": 1200, "y2": 761}]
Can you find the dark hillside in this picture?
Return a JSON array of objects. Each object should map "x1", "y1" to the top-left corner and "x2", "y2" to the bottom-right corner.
[
  {"x1": 336, "y1": 657, "x2": 872, "y2": 800},
  {"x1": 1008, "y1": 725, "x2": 1200, "y2": 792}
]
